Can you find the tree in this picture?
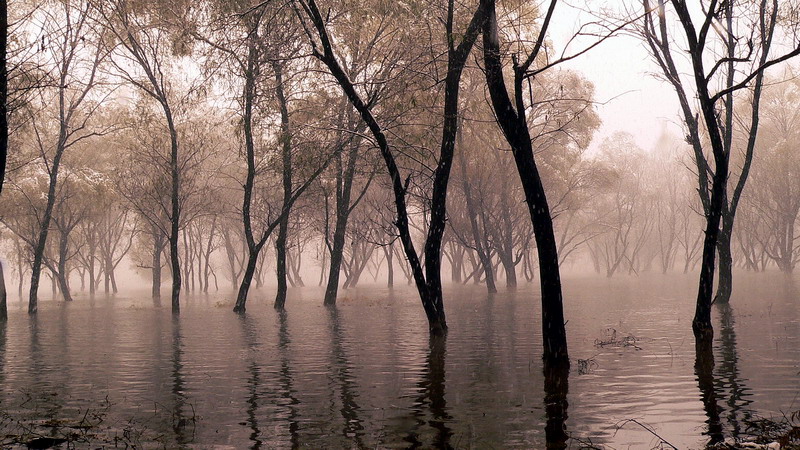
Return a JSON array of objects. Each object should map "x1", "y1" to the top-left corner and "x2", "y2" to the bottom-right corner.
[
  {"x1": 296, "y1": 0, "x2": 490, "y2": 334},
  {"x1": 23, "y1": 0, "x2": 106, "y2": 312},
  {"x1": 482, "y1": 0, "x2": 566, "y2": 363},
  {"x1": 98, "y1": 0, "x2": 191, "y2": 312},
  {"x1": 641, "y1": 0, "x2": 800, "y2": 337}
]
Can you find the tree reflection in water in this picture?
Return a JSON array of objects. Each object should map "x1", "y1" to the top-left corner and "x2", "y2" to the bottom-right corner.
[
  {"x1": 277, "y1": 310, "x2": 300, "y2": 448},
  {"x1": 170, "y1": 316, "x2": 193, "y2": 445},
  {"x1": 404, "y1": 334, "x2": 453, "y2": 448},
  {"x1": 543, "y1": 361, "x2": 569, "y2": 449},
  {"x1": 239, "y1": 315, "x2": 262, "y2": 448},
  {"x1": 326, "y1": 307, "x2": 365, "y2": 447},
  {"x1": 695, "y1": 332, "x2": 723, "y2": 445},
  {"x1": 714, "y1": 302, "x2": 753, "y2": 440}
]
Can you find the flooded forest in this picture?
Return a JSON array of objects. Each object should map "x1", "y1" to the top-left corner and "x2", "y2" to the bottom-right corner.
[{"x1": 0, "y1": 0, "x2": 800, "y2": 448}]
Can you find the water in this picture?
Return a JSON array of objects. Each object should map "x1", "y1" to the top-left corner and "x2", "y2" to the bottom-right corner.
[{"x1": 0, "y1": 272, "x2": 798, "y2": 448}]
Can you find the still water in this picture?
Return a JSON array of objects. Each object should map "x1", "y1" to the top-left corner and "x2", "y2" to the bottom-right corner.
[{"x1": 0, "y1": 272, "x2": 798, "y2": 448}]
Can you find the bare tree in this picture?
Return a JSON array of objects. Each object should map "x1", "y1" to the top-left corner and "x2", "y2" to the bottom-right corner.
[
  {"x1": 295, "y1": 0, "x2": 490, "y2": 334},
  {"x1": 641, "y1": 0, "x2": 800, "y2": 337}
]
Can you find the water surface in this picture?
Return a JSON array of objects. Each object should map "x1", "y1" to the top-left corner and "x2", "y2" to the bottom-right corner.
[{"x1": 0, "y1": 272, "x2": 798, "y2": 448}]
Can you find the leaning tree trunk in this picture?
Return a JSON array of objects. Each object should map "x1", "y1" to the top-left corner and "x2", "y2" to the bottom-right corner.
[
  {"x1": 232, "y1": 30, "x2": 262, "y2": 314},
  {"x1": 302, "y1": 0, "x2": 489, "y2": 335},
  {"x1": 482, "y1": 1, "x2": 568, "y2": 365},
  {"x1": 29, "y1": 139, "x2": 66, "y2": 313}
]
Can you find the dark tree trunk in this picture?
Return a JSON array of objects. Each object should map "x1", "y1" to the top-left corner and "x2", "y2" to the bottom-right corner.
[
  {"x1": 56, "y1": 230, "x2": 73, "y2": 302},
  {"x1": 543, "y1": 361, "x2": 569, "y2": 449},
  {"x1": 1, "y1": 0, "x2": 7, "y2": 318},
  {"x1": 714, "y1": 219, "x2": 733, "y2": 305},
  {"x1": 0, "y1": 0, "x2": 6, "y2": 195},
  {"x1": 303, "y1": 0, "x2": 488, "y2": 335},
  {"x1": 483, "y1": 1, "x2": 568, "y2": 364},
  {"x1": 0, "y1": 261, "x2": 6, "y2": 321},
  {"x1": 324, "y1": 142, "x2": 360, "y2": 306},
  {"x1": 165, "y1": 108, "x2": 181, "y2": 314},
  {"x1": 273, "y1": 61, "x2": 292, "y2": 311},
  {"x1": 152, "y1": 231, "x2": 164, "y2": 299},
  {"x1": 234, "y1": 250, "x2": 260, "y2": 313},
  {"x1": 29, "y1": 139, "x2": 66, "y2": 313},
  {"x1": 694, "y1": 333, "x2": 724, "y2": 444},
  {"x1": 233, "y1": 26, "x2": 263, "y2": 314},
  {"x1": 274, "y1": 221, "x2": 289, "y2": 309}
]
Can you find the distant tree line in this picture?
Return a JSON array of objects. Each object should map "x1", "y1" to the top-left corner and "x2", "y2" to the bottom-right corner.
[{"x1": 0, "y1": 0, "x2": 799, "y2": 365}]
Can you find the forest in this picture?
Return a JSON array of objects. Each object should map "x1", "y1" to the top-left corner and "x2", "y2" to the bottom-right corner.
[{"x1": 1, "y1": 0, "x2": 800, "y2": 448}]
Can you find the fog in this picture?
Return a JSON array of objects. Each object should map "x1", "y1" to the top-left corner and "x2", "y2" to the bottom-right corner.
[{"x1": 1, "y1": 0, "x2": 800, "y2": 447}]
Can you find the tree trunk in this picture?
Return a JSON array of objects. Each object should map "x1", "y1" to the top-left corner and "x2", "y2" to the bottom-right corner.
[
  {"x1": 324, "y1": 142, "x2": 359, "y2": 306},
  {"x1": 56, "y1": 231, "x2": 73, "y2": 302},
  {"x1": 457, "y1": 130, "x2": 496, "y2": 294},
  {"x1": 29, "y1": 142, "x2": 66, "y2": 313},
  {"x1": 273, "y1": 61, "x2": 292, "y2": 311},
  {"x1": 234, "y1": 248, "x2": 260, "y2": 313},
  {"x1": 0, "y1": 0, "x2": 6, "y2": 196},
  {"x1": 0, "y1": 261, "x2": 6, "y2": 321},
  {"x1": 385, "y1": 244, "x2": 394, "y2": 288},
  {"x1": 543, "y1": 360, "x2": 569, "y2": 449},
  {"x1": 152, "y1": 232, "x2": 164, "y2": 299},
  {"x1": 714, "y1": 218, "x2": 733, "y2": 305},
  {"x1": 303, "y1": 0, "x2": 489, "y2": 336},
  {"x1": 483, "y1": 3, "x2": 568, "y2": 364},
  {"x1": 274, "y1": 221, "x2": 289, "y2": 309}
]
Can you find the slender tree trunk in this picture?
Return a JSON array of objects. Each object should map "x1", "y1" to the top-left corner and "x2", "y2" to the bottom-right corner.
[
  {"x1": 0, "y1": 0, "x2": 5, "y2": 319},
  {"x1": 234, "y1": 249, "x2": 260, "y2": 312},
  {"x1": 385, "y1": 244, "x2": 394, "y2": 288},
  {"x1": 714, "y1": 218, "x2": 733, "y2": 305},
  {"x1": 152, "y1": 232, "x2": 164, "y2": 299},
  {"x1": 56, "y1": 231, "x2": 73, "y2": 301},
  {"x1": 0, "y1": 261, "x2": 6, "y2": 321},
  {"x1": 234, "y1": 24, "x2": 264, "y2": 314},
  {"x1": 483, "y1": 3, "x2": 567, "y2": 364},
  {"x1": 324, "y1": 143, "x2": 359, "y2": 306},
  {"x1": 273, "y1": 62, "x2": 292, "y2": 311},
  {"x1": 29, "y1": 141, "x2": 66, "y2": 313},
  {"x1": 457, "y1": 143, "x2": 496, "y2": 294},
  {"x1": 303, "y1": 0, "x2": 489, "y2": 335},
  {"x1": 0, "y1": 0, "x2": 6, "y2": 195}
]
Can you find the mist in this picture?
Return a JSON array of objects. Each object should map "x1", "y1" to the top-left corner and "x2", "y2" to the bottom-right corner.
[{"x1": 1, "y1": 0, "x2": 799, "y2": 448}]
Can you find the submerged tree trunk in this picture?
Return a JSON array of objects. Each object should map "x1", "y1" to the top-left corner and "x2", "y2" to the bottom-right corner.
[
  {"x1": 482, "y1": 1, "x2": 568, "y2": 364},
  {"x1": 166, "y1": 109, "x2": 181, "y2": 313},
  {"x1": 29, "y1": 140, "x2": 66, "y2": 313},
  {"x1": 302, "y1": 0, "x2": 488, "y2": 335},
  {"x1": 273, "y1": 62, "x2": 293, "y2": 311},
  {"x1": 56, "y1": 230, "x2": 73, "y2": 302},
  {"x1": 323, "y1": 141, "x2": 360, "y2": 306},
  {"x1": 714, "y1": 218, "x2": 734, "y2": 305},
  {"x1": 543, "y1": 361, "x2": 569, "y2": 449}
]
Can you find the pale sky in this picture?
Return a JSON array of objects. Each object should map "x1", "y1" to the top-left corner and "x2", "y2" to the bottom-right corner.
[{"x1": 549, "y1": 1, "x2": 685, "y2": 154}]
